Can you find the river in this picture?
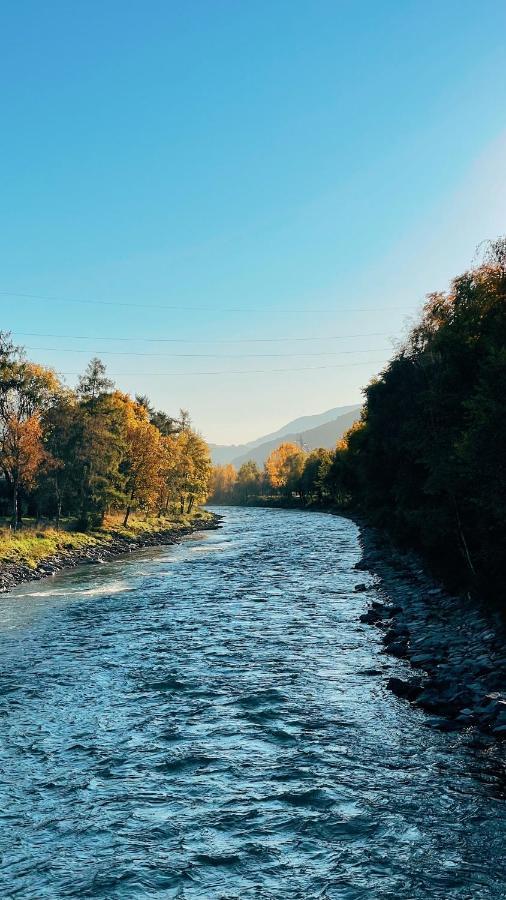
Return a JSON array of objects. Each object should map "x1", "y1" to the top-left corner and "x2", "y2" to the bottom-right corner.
[{"x1": 0, "y1": 506, "x2": 505, "y2": 898}]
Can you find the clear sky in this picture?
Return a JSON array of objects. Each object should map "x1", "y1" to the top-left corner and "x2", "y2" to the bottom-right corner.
[{"x1": 1, "y1": 1, "x2": 505, "y2": 444}]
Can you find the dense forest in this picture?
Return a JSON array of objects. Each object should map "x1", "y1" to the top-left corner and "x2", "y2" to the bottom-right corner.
[
  {"x1": 0, "y1": 336, "x2": 211, "y2": 530},
  {"x1": 211, "y1": 240, "x2": 506, "y2": 593}
]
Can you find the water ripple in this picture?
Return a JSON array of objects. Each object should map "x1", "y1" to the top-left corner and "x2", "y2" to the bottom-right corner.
[{"x1": 0, "y1": 506, "x2": 505, "y2": 898}]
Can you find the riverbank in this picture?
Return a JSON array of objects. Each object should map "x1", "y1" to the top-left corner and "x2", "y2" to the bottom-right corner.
[
  {"x1": 0, "y1": 511, "x2": 221, "y2": 594},
  {"x1": 214, "y1": 501, "x2": 506, "y2": 737},
  {"x1": 357, "y1": 525, "x2": 506, "y2": 738}
]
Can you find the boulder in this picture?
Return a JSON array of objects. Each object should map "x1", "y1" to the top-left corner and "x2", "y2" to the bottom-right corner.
[
  {"x1": 387, "y1": 641, "x2": 409, "y2": 658},
  {"x1": 387, "y1": 676, "x2": 422, "y2": 701}
]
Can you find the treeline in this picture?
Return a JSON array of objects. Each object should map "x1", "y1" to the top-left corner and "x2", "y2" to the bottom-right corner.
[
  {"x1": 211, "y1": 445, "x2": 333, "y2": 506},
  {"x1": 211, "y1": 239, "x2": 506, "y2": 592},
  {"x1": 0, "y1": 336, "x2": 211, "y2": 529}
]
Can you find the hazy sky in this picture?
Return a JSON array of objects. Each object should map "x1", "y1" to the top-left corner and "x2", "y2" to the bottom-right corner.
[{"x1": 1, "y1": 1, "x2": 505, "y2": 443}]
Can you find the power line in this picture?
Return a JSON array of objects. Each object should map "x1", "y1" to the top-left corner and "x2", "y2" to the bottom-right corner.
[
  {"x1": 0, "y1": 289, "x2": 407, "y2": 314},
  {"x1": 57, "y1": 358, "x2": 389, "y2": 378},
  {"x1": 24, "y1": 344, "x2": 390, "y2": 359},
  {"x1": 11, "y1": 329, "x2": 390, "y2": 345}
]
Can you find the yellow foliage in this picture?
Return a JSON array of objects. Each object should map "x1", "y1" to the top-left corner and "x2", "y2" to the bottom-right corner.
[
  {"x1": 211, "y1": 464, "x2": 237, "y2": 497},
  {"x1": 265, "y1": 442, "x2": 305, "y2": 490}
]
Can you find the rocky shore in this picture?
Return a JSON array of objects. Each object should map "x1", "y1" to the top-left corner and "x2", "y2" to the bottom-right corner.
[
  {"x1": 356, "y1": 525, "x2": 506, "y2": 739},
  {"x1": 0, "y1": 514, "x2": 221, "y2": 594}
]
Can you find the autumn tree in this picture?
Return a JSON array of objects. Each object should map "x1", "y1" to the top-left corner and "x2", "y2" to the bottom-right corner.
[
  {"x1": 1, "y1": 415, "x2": 46, "y2": 525},
  {"x1": 118, "y1": 395, "x2": 163, "y2": 525},
  {"x1": 0, "y1": 342, "x2": 214, "y2": 531},
  {"x1": 0, "y1": 346, "x2": 61, "y2": 526},
  {"x1": 210, "y1": 464, "x2": 237, "y2": 502},
  {"x1": 265, "y1": 442, "x2": 306, "y2": 495},
  {"x1": 172, "y1": 430, "x2": 212, "y2": 513}
]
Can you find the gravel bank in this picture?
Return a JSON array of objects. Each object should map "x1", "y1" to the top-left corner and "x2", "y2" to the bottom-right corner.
[
  {"x1": 0, "y1": 515, "x2": 221, "y2": 594},
  {"x1": 357, "y1": 525, "x2": 506, "y2": 739}
]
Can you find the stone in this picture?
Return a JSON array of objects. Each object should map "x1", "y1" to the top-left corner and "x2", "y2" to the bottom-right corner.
[
  {"x1": 384, "y1": 626, "x2": 409, "y2": 644},
  {"x1": 359, "y1": 609, "x2": 382, "y2": 625},
  {"x1": 387, "y1": 676, "x2": 422, "y2": 701},
  {"x1": 385, "y1": 640, "x2": 409, "y2": 658},
  {"x1": 434, "y1": 719, "x2": 462, "y2": 732},
  {"x1": 410, "y1": 653, "x2": 439, "y2": 667}
]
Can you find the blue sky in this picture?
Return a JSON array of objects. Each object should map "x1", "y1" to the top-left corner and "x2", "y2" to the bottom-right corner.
[{"x1": 1, "y1": 1, "x2": 505, "y2": 442}]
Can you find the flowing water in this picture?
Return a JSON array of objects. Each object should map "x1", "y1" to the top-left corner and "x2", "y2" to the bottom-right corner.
[{"x1": 0, "y1": 507, "x2": 505, "y2": 899}]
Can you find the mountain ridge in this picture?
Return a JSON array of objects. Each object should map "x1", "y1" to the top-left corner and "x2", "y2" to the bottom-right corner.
[{"x1": 210, "y1": 404, "x2": 361, "y2": 467}]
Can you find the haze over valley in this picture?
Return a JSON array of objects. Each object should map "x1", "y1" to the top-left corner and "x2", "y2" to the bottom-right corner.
[{"x1": 209, "y1": 404, "x2": 361, "y2": 467}]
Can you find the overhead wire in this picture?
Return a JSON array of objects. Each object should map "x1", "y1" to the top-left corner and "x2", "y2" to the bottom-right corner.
[
  {"x1": 0, "y1": 289, "x2": 407, "y2": 314},
  {"x1": 11, "y1": 329, "x2": 390, "y2": 345},
  {"x1": 23, "y1": 344, "x2": 391, "y2": 359},
  {"x1": 55, "y1": 359, "x2": 389, "y2": 378}
]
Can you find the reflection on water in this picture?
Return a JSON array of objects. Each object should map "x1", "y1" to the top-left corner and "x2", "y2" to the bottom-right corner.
[{"x1": 0, "y1": 506, "x2": 504, "y2": 898}]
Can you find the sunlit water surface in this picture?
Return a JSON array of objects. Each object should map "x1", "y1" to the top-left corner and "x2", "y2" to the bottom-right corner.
[{"x1": 0, "y1": 507, "x2": 505, "y2": 898}]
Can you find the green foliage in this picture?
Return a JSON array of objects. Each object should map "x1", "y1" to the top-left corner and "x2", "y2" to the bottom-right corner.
[
  {"x1": 236, "y1": 461, "x2": 262, "y2": 502},
  {"x1": 210, "y1": 239, "x2": 506, "y2": 594},
  {"x1": 322, "y1": 242, "x2": 506, "y2": 592},
  {"x1": 299, "y1": 448, "x2": 332, "y2": 502}
]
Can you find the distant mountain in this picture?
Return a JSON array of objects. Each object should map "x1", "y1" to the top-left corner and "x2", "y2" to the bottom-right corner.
[
  {"x1": 209, "y1": 404, "x2": 360, "y2": 466},
  {"x1": 208, "y1": 444, "x2": 248, "y2": 466},
  {"x1": 229, "y1": 408, "x2": 361, "y2": 469}
]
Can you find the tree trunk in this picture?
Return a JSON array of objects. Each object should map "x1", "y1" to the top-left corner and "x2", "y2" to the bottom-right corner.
[
  {"x1": 187, "y1": 496, "x2": 194, "y2": 513},
  {"x1": 180, "y1": 495, "x2": 184, "y2": 515},
  {"x1": 79, "y1": 469, "x2": 89, "y2": 530},
  {"x1": 123, "y1": 505, "x2": 131, "y2": 527},
  {"x1": 452, "y1": 495, "x2": 476, "y2": 577},
  {"x1": 55, "y1": 476, "x2": 62, "y2": 531},
  {"x1": 11, "y1": 477, "x2": 19, "y2": 529}
]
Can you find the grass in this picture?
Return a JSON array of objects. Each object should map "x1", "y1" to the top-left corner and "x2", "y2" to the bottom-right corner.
[
  {"x1": 0, "y1": 507, "x2": 214, "y2": 569},
  {"x1": 0, "y1": 528, "x2": 98, "y2": 569}
]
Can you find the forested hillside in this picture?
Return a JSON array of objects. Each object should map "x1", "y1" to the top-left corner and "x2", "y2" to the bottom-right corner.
[
  {"x1": 229, "y1": 407, "x2": 360, "y2": 468},
  {"x1": 211, "y1": 240, "x2": 506, "y2": 593},
  {"x1": 209, "y1": 404, "x2": 359, "y2": 465},
  {"x1": 0, "y1": 336, "x2": 211, "y2": 531}
]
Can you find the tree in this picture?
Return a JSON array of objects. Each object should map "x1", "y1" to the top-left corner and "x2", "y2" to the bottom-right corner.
[
  {"x1": 135, "y1": 394, "x2": 176, "y2": 436},
  {"x1": 235, "y1": 461, "x2": 261, "y2": 502},
  {"x1": 320, "y1": 247, "x2": 506, "y2": 592},
  {"x1": 150, "y1": 409, "x2": 178, "y2": 436},
  {"x1": 210, "y1": 464, "x2": 237, "y2": 502},
  {"x1": 0, "y1": 337, "x2": 216, "y2": 531},
  {"x1": 75, "y1": 393, "x2": 127, "y2": 530},
  {"x1": 77, "y1": 358, "x2": 113, "y2": 404},
  {"x1": 1, "y1": 415, "x2": 47, "y2": 525},
  {"x1": 173, "y1": 430, "x2": 211, "y2": 513},
  {"x1": 120, "y1": 397, "x2": 163, "y2": 525},
  {"x1": 265, "y1": 442, "x2": 306, "y2": 495},
  {"x1": 41, "y1": 394, "x2": 82, "y2": 527},
  {"x1": 0, "y1": 354, "x2": 61, "y2": 526},
  {"x1": 300, "y1": 448, "x2": 332, "y2": 502}
]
